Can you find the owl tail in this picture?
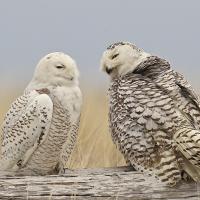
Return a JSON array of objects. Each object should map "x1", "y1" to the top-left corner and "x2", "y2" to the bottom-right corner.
[
  {"x1": 174, "y1": 128, "x2": 200, "y2": 182},
  {"x1": 182, "y1": 156, "x2": 200, "y2": 182}
]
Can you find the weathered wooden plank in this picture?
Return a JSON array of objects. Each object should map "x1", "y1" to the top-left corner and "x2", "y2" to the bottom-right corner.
[{"x1": 0, "y1": 167, "x2": 199, "y2": 200}]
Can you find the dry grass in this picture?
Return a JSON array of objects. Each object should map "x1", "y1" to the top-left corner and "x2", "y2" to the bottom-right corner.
[{"x1": 0, "y1": 88, "x2": 126, "y2": 169}]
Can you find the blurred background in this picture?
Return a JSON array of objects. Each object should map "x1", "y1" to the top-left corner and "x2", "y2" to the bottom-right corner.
[{"x1": 0, "y1": 0, "x2": 200, "y2": 169}]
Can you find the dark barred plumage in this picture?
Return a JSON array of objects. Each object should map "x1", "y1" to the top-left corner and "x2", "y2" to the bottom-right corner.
[{"x1": 108, "y1": 56, "x2": 200, "y2": 186}]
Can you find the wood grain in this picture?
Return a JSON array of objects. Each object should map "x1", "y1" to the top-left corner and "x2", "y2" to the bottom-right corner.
[{"x1": 0, "y1": 167, "x2": 199, "y2": 200}]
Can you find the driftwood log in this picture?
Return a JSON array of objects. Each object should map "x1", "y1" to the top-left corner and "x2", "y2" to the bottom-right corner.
[{"x1": 0, "y1": 166, "x2": 199, "y2": 200}]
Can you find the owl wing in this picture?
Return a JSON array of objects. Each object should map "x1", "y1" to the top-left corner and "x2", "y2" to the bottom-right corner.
[
  {"x1": 58, "y1": 116, "x2": 80, "y2": 173},
  {"x1": 174, "y1": 71, "x2": 200, "y2": 107},
  {"x1": 154, "y1": 70, "x2": 200, "y2": 176},
  {"x1": 0, "y1": 90, "x2": 53, "y2": 170},
  {"x1": 109, "y1": 75, "x2": 183, "y2": 185},
  {"x1": 154, "y1": 69, "x2": 200, "y2": 128},
  {"x1": 172, "y1": 72, "x2": 200, "y2": 181},
  {"x1": 175, "y1": 72, "x2": 200, "y2": 127}
]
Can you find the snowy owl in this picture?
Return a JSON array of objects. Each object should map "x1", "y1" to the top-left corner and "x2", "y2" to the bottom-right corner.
[
  {"x1": 0, "y1": 52, "x2": 82, "y2": 175},
  {"x1": 101, "y1": 41, "x2": 200, "y2": 186}
]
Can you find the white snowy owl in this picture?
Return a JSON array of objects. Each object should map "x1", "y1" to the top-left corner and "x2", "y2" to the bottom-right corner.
[
  {"x1": 101, "y1": 41, "x2": 200, "y2": 186},
  {"x1": 0, "y1": 52, "x2": 82, "y2": 175}
]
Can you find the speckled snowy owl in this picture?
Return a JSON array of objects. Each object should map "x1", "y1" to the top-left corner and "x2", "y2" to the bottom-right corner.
[
  {"x1": 0, "y1": 52, "x2": 82, "y2": 175},
  {"x1": 101, "y1": 41, "x2": 200, "y2": 186}
]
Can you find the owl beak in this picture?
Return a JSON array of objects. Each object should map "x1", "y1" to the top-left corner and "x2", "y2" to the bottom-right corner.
[{"x1": 105, "y1": 67, "x2": 113, "y2": 74}]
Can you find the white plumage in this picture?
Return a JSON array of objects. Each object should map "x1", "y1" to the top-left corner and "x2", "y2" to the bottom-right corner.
[
  {"x1": 0, "y1": 52, "x2": 82, "y2": 175},
  {"x1": 101, "y1": 42, "x2": 200, "y2": 186}
]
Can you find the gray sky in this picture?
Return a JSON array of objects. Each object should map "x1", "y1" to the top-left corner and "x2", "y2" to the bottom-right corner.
[{"x1": 0, "y1": 0, "x2": 200, "y2": 89}]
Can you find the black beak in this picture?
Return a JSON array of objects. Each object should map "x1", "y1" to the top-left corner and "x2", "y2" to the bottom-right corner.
[{"x1": 105, "y1": 67, "x2": 113, "y2": 74}]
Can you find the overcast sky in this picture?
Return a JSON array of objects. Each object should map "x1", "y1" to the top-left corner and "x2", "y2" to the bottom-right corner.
[{"x1": 0, "y1": 0, "x2": 200, "y2": 90}]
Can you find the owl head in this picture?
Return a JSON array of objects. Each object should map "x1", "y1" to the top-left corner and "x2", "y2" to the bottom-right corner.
[
  {"x1": 100, "y1": 42, "x2": 150, "y2": 78},
  {"x1": 32, "y1": 52, "x2": 79, "y2": 87}
]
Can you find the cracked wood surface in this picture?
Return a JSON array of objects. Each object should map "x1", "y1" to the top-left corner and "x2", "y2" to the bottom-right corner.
[{"x1": 0, "y1": 167, "x2": 199, "y2": 200}]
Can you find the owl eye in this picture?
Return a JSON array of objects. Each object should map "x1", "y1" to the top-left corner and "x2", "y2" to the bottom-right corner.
[
  {"x1": 55, "y1": 65, "x2": 65, "y2": 69},
  {"x1": 111, "y1": 53, "x2": 119, "y2": 59}
]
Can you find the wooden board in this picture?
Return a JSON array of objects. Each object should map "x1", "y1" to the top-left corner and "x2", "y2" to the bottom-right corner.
[{"x1": 0, "y1": 167, "x2": 199, "y2": 200}]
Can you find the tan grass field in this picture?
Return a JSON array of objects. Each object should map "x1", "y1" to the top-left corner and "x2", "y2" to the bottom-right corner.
[{"x1": 0, "y1": 88, "x2": 126, "y2": 169}]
